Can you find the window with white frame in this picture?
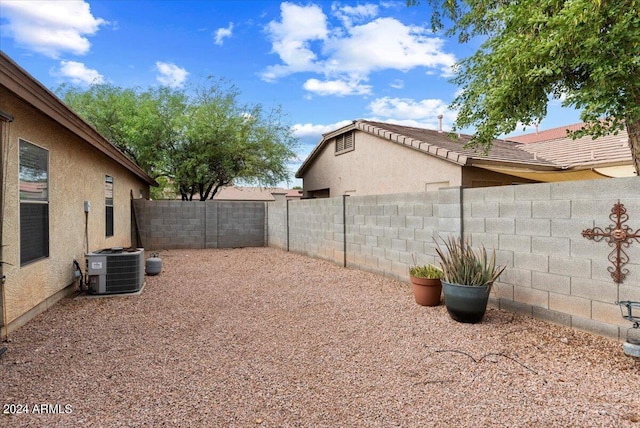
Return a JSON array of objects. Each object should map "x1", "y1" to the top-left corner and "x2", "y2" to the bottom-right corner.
[{"x1": 19, "y1": 139, "x2": 49, "y2": 265}]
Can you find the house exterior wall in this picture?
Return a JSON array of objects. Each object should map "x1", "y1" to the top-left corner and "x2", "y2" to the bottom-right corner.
[
  {"x1": 301, "y1": 130, "x2": 464, "y2": 198},
  {"x1": 267, "y1": 176, "x2": 640, "y2": 340},
  {"x1": 1, "y1": 87, "x2": 150, "y2": 333}
]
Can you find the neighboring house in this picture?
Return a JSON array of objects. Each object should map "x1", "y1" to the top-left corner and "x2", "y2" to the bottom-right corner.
[
  {"x1": 213, "y1": 186, "x2": 302, "y2": 202},
  {"x1": 0, "y1": 51, "x2": 157, "y2": 336},
  {"x1": 507, "y1": 123, "x2": 635, "y2": 179},
  {"x1": 296, "y1": 119, "x2": 634, "y2": 198}
]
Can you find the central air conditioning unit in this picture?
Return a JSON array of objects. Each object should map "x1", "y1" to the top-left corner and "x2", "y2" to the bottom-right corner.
[{"x1": 85, "y1": 247, "x2": 145, "y2": 295}]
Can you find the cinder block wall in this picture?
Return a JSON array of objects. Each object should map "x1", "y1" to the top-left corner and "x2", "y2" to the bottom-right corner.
[
  {"x1": 133, "y1": 200, "x2": 266, "y2": 250},
  {"x1": 268, "y1": 176, "x2": 640, "y2": 339}
]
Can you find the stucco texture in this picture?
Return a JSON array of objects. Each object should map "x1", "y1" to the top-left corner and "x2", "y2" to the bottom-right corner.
[
  {"x1": 302, "y1": 131, "x2": 463, "y2": 197},
  {"x1": 1, "y1": 87, "x2": 149, "y2": 327}
]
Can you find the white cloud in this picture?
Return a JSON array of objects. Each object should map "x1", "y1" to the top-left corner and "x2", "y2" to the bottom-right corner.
[
  {"x1": 293, "y1": 120, "x2": 353, "y2": 139},
  {"x1": 1, "y1": 0, "x2": 106, "y2": 58},
  {"x1": 262, "y1": 4, "x2": 456, "y2": 95},
  {"x1": 261, "y1": 2, "x2": 328, "y2": 81},
  {"x1": 303, "y1": 78, "x2": 371, "y2": 96},
  {"x1": 331, "y1": 3, "x2": 379, "y2": 27},
  {"x1": 367, "y1": 97, "x2": 457, "y2": 130},
  {"x1": 214, "y1": 22, "x2": 233, "y2": 45},
  {"x1": 55, "y1": 60, "x2": 104, "y2": 85},
  {"x1": 155, "y1": 61, "x2": 189, "y2": 88}
]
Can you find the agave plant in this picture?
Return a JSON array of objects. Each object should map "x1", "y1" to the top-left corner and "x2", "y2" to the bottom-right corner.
[{"x1": 435, "y1": 236, "x2": 505, "y2": 287}]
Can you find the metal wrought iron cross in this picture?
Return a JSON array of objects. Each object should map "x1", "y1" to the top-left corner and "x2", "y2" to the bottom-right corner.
[{"x1": 582, "y1": 201, "x2": 640, "y2": 283}]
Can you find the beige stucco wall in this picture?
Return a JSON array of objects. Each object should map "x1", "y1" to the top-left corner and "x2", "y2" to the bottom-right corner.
[
  {"x1": 301, "y1": 131, "x2": 463, "y2": 197},
  {"x1": 1, "y1": 87, "x2": 150, "y2": 329}
]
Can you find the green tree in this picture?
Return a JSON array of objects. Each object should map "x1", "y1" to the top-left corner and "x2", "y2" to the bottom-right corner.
[
  {"x1": 59, "y1": 80, "x2": 299, "y2": 200},
  {"x1": 410, "y1": 0, "x2": 640, "y2": 174}
]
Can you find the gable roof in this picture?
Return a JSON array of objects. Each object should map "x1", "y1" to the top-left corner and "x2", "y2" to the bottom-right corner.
[
  {"x1": 0, "y1": 51, "x2": 157, "y2": 186},
  {"x1": 296, "y1": 119, "x2": 634, "y2": 181}
]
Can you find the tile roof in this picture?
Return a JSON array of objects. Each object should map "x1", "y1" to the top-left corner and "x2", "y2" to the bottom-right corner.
[
  {"x1": 507, "y1": 123, "x2": 587, "y2": 144},
  {"x1": 357, "y1": 120, "x2": 555, "y2": 167},
  {"x1": 516, "y1": 130, "x2": 632, "y2": 168}
]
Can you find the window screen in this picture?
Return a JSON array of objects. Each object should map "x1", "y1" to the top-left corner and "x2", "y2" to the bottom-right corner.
[
  {"x1": 19, "y1": 140, "x2": 49, "y2": 265},
  {"x1": 105, "y1": 175, "x2": 114, "y2": 237}
]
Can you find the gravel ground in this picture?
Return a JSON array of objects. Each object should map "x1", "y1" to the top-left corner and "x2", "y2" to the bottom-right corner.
[{"x1": 1, "y1": 247, "x2": 639, "y2": 427}]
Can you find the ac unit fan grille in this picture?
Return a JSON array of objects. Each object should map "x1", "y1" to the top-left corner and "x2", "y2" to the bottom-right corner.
[{"x1": 106, "y1": 254, "x2": 142, "y2": 293}]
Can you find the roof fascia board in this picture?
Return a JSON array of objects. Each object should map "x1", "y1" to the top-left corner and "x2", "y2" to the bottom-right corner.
[{"x1": 0, "y1": 52, "x2": 157, "y2": 186}]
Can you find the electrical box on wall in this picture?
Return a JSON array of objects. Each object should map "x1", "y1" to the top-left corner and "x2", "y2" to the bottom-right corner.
[{"x1": 84, "y1": 201, "x2": 91, "y2": 212}]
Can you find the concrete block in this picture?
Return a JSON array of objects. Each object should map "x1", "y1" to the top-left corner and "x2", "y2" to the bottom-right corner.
[
  {"x1": 549, "y1": 293, "x2": 591, "y2": 318},
  {"x1": 438, "y1": 187, "x2": 462, "y2": 204},
  {"x1": 376, "y1": 216, "x2": 391, "y2": 227},
  {"x1": 406, "y1": 240, "x2": 424, "y2": 254},
  {"x1": 532, "y1": 237, "x2": 571, "y2": 257},
  {"x1": 514, "y1": 252, "x2": 549, "y2": 272},
  {"x1": 516, "y1": 218, "x2": 551, "y2": 236},
  {"x1": 532, "y1": 200, "x2": 571, "y2": 219},
  {"x1": 498, "y1": 234, "x2": 531, "y2": 252},
  {"x1": 470, "y1": 233, "x2": 499, "y2": 250},
  {"x1": 406, "y1": 216, "x2": 424, "y2": 229},
  {"x1": 383, "y1": 204, "x2": 398, "y2": 216},
  {"x1": 499, "y1": 299, "x2": 533, "y2": 316},
  {"x1": 486, "y1": 218, "x2": 515, "y2": 234},
  {"x1": 532, "y1": 272, "x2": 570, "y2": 294},
  {"x1": 483, "y1": 185, "x2": 515, "y2": 202},
  {"x1": 550, "y1": 181, "x2": 598, "y2": 200},
  {"x1": 391, "y1": 239, "x2": 407, "y2": 252},
  {"x1": 438, "y1": 203, "x2": 461, "y2": 218},
  {"x1": 464, "y1": 217, "x2": 485, "y2": 233},
  {"x1": 619, "y1": 284, "x2": 640, "y2": 302},
  {"x1": 398, "y1": 227, "x2": 415, "y2": 240},
  {"x1": 571, "y1": 316, "x2": 620, "y2": 339},
  {"x1": 494, "y1": 250, "x2": 514, "y2": 268},
  {"x1": 390, "y1": 215, "x2": 406, "y2": 228},
  {"x1": 532, "y1": 306, "x2": 572, "y2": 327},
  {"x1": 570, "y1": 277, "x2": 618, "y2": 303},
  {"x1": 438, "y1": 217, "x2": 461, "y2": 234},
  {"x1": 492, "y1": 282, "x2": 514, "y2": 300},
  {"x1": 514, "y1": 285, "x2": 548, "y2": 308},
  {"x1": 398, "y1": 204, "x2": 415, "y2": 216},
  {"x1": 383, "y1": 227, "x2": 399, "y2": 239},
  {"x1": 573, "y1": 199, "x2": 626, "y2": 220},
  {"x1": 514, "y1": 182, "x2": 551, "y2": 201},
  {"x1": 592, "y1": 301, "x2": 629, "y2": 327},
  {"x1": 463, "y1": 188, "x2": 485, "y2": 203},
  {"x1": 499, "y1": 201, "x2": 532, "y2": 218},
  {"x1": 551, "y1": 218, "x2": 593, "y2": 238},
  {"x1": 548, "y1": 256, "x2": 591, "y2": 278},
  {"x1": 414, "y1": 204, "x2": 433, "y2": 217},
  {"x1": 500, "y1": 267, "x2": 532, "y2": 287},
  {"x1": 471, "y1": 202, "x2": 500, "y2": 218}
]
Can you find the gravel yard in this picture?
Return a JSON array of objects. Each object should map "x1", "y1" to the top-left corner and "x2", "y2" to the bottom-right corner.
[{"x1": 1, "y1": 247, "x2": 639, "y2": 427}]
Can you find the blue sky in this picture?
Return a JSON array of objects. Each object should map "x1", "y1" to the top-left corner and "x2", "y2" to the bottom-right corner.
[{"x1": 0, "y1": 0, "x2": 582, "y2": 187}]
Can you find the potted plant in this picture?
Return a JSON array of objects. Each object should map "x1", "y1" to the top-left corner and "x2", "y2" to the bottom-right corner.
[
  {"x1": 436, "y1": 236, "x2": 505, "y2": 323},
  {"x1": 409, "y1": 263, "x2": 443, "y2": 306}
]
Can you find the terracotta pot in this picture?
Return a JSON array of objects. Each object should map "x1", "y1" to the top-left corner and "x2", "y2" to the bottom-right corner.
[{"x1": 410, "y1": 275, "x2": 442, "y2": 306}]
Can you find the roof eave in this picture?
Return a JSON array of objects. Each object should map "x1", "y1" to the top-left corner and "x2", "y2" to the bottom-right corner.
[{"x1": 0, "y1": 51, "x2": 158, "y2": 187}]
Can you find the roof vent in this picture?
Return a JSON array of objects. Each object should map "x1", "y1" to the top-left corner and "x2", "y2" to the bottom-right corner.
[{"x1": 437, "y1": 114, "x2": 443, "y2": 133}]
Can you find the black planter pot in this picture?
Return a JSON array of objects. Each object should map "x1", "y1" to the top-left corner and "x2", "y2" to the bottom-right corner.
[{"x1": 442, "y1": 281, "x2": 491, "y2": 323}]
